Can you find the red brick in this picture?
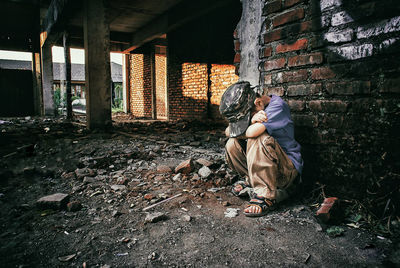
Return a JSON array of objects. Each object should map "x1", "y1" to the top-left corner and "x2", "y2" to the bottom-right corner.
[
  {"x1": 175, "y1": 159, "x2": 194, "y2": 174},
  {"x1": 276, "y1": 38, "x2": 308, "y2": 53},
  {"x1": 380, "y1": 78, "x2": 400, "y2": 93},
  {"x1": 272, "y1": 8, "x2": 305, "y2": 28},
  {"x1": 321, "y1": 114, "x2": 344, "y2": 128},
  {"x1": 264, "y1": 57, "x2": 286, "y2": 71},
  {"x1": 326, "y1": 81, "x2": 370, "y2": 95},
  {"x1": 264, "y1": 29, "x2": 282, "y2": 43},
  {"x1": 263, "y1": 46, "x2": 272, "y2": 57},
  {"x1": 316, "y1": 197, "x2": 338, "y2": 222},
  {"x1": 292, "y1": 114, "x2": 318, "y2": 127},
  {"x1": 309, "y1": 100, "x2": 348, "y2": 113},
  {"x1": 265, "y1": 86, "x2": 285, "y2": 96},
  {"x1": 264, "y1": 74, "x2": 272, "y2": 85},
  {"x1": 288, "y1": 52, "x2": 323, "y2": 67},
  {"x1": 287, "y1": 83, "x2": 321, "y2": 96},
  {"x1": 234, "y1": 40, "x2": 240, "y2": 52},
  {"x1": 311, "y1": 67, "x2": 336, "y2": 80},
  {"x1": 233, "y1": 29, "x2": 238, "y2": 39},
  {"x1": 234, "y1": 52, "x2": 241, "y2": 63},
  {"x1": 284, "y1": 0, "x2": 304, "y2": 8},
  {"x1": 263, "y1": 0, "x2": 282, "y2": 15},
  {"x1": 288, "y1": 100, "x2": 305, "y2": 111},
  {"x1": 277, "y1": 69, "x2": 308, "y2": 83}
]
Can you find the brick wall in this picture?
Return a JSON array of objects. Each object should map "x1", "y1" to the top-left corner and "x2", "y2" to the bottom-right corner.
[
  {"x1": 155, "y1": 54, "x2": 167, "y2": 118},
  {"x1": 210, "y1": 64, "x2": 239, "y2": 120},
  {"x1": 168, "y1": 57, "x2": 208, "y2": 120},
  {"x1": 168, "y1": 55, "x2": 238, "y2": 121},
  {"x1": 236, "y1": 0, "x2": 400, "y2": 197},
  {"x1": 129, "y1": 54, "x2": 152, "y2": 118}
]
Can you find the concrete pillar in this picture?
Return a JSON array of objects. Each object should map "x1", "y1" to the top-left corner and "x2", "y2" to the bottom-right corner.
[
  {"x1": 83, "y1": 0, "x2": 111, "y2": 129},
  {"x1": 31, "y1": 52, "x2": 43, "y2": 116},
  {"x1": 41, "y1": 43, "x2": 54, "y2": 116},
  {"x1": 122, "y1": 54, "x2": 130, "y2": 113},
  {"x1": 151, "y1": 48, "x2": 157, "y2": 119},
  {"x1": 63, "y1": 32, "x2": 72, "y2": 119}
]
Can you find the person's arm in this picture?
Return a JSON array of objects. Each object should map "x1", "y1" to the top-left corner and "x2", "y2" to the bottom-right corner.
[
  {"x1": 225, "y1": 125, "x2": 256, "y2": 139},
  {"x1": 245, "y1": 123, "x2": 266, "y2": 138}
]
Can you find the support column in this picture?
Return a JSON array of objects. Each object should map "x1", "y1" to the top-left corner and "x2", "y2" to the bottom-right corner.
[
  {"x1": 63, "y1": 32, "x2": 72, "y2": 119},
  {"x1": 41, "y1": 43, "x2": 54, "y2": 116},
  {"x1": 84, "y1": 0, "x2": 111, "y2": 129},
  {"x1": 31, "y1": 52, "x2": 43, "y2": 116},
  {"x1": 151, "y1": 48, "x2": 157, "y2": 119},
  {"x1": 122, "y1": 54, "x2": 130, "y2": 113}
]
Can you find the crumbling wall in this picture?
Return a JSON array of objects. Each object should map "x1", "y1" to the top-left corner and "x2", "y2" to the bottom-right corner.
[
  {"x1": 236, "y1": 0, "x2": 400, "y2": 197},
  {"x1": 129, "y1": 54, "x2": 152, "y2": 118}
]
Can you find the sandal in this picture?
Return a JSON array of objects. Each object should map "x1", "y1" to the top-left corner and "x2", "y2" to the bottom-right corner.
[
  {"x1": 244, "y1": 195, "x2": 276, "y2": 217},
  {"x1": 232, "y1": 180, "x2": 251, "y2": 197}
]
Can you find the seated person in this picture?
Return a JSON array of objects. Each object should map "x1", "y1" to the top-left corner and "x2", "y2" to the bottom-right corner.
[{"x1": 220, "y1": 81, "x2": 303, "y2": 217}]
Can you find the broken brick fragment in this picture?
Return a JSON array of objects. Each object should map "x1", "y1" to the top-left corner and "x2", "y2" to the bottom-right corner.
[
  {"x1": 37, "y1": 193, "x2": 70, "y2": 210},
  {"x1": 316, "y1": 197, "x2": 339, "y2": 222},
  {"x1": 144, "y1": 194, "x2": 154, "y2": 200},
  {"x1": 156, "y1": 165, "x2": 172, "y2": 174},
  {"x1": 175, "y1": 159, "x2": 194, "y2": 174}
]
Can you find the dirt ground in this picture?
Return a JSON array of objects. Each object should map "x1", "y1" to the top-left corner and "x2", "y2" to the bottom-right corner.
[{"x1": 0, "y1": 115, "x2": 399, "y2": 267}]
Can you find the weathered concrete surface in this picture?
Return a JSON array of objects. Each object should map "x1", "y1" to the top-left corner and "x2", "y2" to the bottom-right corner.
[
  {"x1": 83, "y1": 0, "x2": 112, "y2": 129},
  {"x1": 237, "y1": 0, "x2": 263, "y2": 86},
  {"x1": 41, "y1": 43, "x2": 54, "y2": 116}
]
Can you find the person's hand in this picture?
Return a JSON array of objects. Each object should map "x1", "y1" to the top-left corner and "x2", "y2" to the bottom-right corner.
[{"x1": 251, "y1": 110, "x2": 268, "y2": 124}]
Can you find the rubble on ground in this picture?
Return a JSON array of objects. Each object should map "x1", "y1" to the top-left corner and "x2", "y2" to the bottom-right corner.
[{"x1": 0, "y1": 116, "x2": 398, "y2": 267}]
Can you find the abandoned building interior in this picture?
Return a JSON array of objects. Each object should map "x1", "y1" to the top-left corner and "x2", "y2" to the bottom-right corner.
[{"x1": 0, "y1": 0, "x2": 399, "y2": 266}]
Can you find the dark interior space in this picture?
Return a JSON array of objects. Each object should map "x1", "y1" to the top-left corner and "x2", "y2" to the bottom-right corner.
[
  {"x1": 0, "y1": 69, "x2": 34, "y2": 116},
  {"x1": 168, "y1": 1, "x2": 242, "y2": 64}
]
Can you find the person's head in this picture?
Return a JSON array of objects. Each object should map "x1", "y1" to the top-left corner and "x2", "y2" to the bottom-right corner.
[
  {"x1": 253, "y1": 93, "x2": 270, "y2": 113},
  {"x1": 220, "y1": 81, "x2": 262, "y2": 137}
]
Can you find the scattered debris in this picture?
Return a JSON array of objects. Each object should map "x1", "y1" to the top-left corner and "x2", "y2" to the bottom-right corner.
[
  {"x1": 111, "y1": 185, "x2": 126, "y2": 191},
  {"x1": 37, "y1": 193, "x2": 69, "y2": 210},
  {"x1": 157, "y1": 165, "x2": 172, "y2": 173},
  {"x1": 142, "y1": 193, "x2": 183, "y2": 211},
  {"x1": 67, "y1": 201, "x2": 82, "y2": 212},
  {"x1": 224, "y1": 208, "x2": 240, "y2": 218},
  {"x1": 145, "y1": 212, "x2": 168, "y2": 223},
  {"x1": 58, "y1": 253, "x2": 76, "y2": 262},
  {"x1": 148, "y1": 252, "x2": 158, "y2": 260},
  {"x1": 172, "y1": 173, "x2": 182, "y2": 181},
  {"x1": 316, "y1": 197, "x2": 339, "y2": 223},
  {"x1": 183, "y1": 215, "x2": 192, "y2": 222},
  {"x1": 208, "y1": 187, "x2": 225, "y2": 193},
  {"x1": 199, "y1": 166, "x2": 212, "y2": 178},
  {"x1": 175, "y1": 159, "x2": 194, "y2": 174},
  {"x1": 196, "y1": 158, "x2": 213, "y2": 167}
]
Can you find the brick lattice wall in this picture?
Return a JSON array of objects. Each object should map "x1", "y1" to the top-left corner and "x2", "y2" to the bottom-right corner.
[
  {"x1": 168, "y1": 55, "x2": 238, "y2": 121},
  {"x1": 155, "y1": 54, "x2": 167, "y2": 118},
  {"x1": 129, "y1": 54, "x2": 152, "y2": 118},
  {"x1": 236, "y1": 0, "x2": 400, "y2": 196},
  {"x1": 210, "y1": 64, "x2": 239, "y2": 120}
]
